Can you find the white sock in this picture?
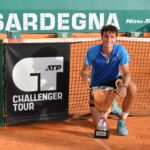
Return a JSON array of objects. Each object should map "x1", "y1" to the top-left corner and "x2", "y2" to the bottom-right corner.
[{"x1": 121, "y1": 112, "x2": 129, "y2": 120}]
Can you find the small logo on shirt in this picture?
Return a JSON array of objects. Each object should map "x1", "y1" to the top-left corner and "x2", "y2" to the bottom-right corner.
[{"x1": 112, "y1": 57, "x2": 118, "y2": 62}]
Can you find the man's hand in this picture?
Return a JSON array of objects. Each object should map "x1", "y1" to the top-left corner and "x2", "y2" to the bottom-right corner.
[
  {"x1": 115, "y1": 79, "x2": 127, "y2": 98},
  {"x1": 115, "y1": 86, "x2": 127, "y2": 98}
]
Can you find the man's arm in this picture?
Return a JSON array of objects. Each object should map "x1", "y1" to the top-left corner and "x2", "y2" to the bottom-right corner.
[
  {"x1": 121, "y1": 63, "x2": 131, "y2": 88},
  {"x1": 81, "y1": 64, "x2": 91, "y2": 81},
  {"x1": 116, "y1": 63, "x2": 131, "y2": 98}
]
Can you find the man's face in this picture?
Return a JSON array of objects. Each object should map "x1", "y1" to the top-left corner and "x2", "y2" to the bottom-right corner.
[{"x1": 101, "y1": 31, "x2": 117, "y2": 50}]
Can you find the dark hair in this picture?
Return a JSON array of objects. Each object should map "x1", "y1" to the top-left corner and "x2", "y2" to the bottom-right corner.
[{"x1": 101, "y1": 25, "x2": 118, "y2": 37}]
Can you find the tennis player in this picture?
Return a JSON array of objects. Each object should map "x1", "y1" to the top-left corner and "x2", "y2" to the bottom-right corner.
[{"x1": 81, "y1": 25, "x2": 137, "y2": 136}]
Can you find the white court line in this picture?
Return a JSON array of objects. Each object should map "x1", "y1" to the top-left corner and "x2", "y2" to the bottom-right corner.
[{"x1": 71, "y1": 120, "x2": 112, "y2": 150}]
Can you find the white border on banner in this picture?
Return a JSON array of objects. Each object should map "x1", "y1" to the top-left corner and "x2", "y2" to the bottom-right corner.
[{"x1": 3, "y1": 37, "x2": 150, "y2": 44}]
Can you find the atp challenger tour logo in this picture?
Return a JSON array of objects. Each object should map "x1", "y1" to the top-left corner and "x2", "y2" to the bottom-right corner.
[
  {"x1": 12, "y1": 57, "x2": 64, "y2": 112},
  {"x1": 13, "y1": 57, "x2": 63, "y2": 91}
]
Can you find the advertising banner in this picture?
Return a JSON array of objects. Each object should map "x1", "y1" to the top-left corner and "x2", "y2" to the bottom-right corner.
[
  {"x1": 0, "y1": 10, "x2": 150, "y2": 33},
  {"x1": 4, "y1": 42, "x2": 70, "y2": 125}
]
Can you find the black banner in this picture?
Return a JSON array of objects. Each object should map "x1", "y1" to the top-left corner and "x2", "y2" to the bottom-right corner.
[{"x1": 4, "y1": 43, "x2": 70, "y2": 125}]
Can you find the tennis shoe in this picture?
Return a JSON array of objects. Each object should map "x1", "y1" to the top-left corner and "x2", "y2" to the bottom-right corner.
[
  {"x1": 111, "y1": 99, "x2": 122, "y2": 116},
  {"x1": 117, "y1": 120, "x2": 128, "y2": 136}
]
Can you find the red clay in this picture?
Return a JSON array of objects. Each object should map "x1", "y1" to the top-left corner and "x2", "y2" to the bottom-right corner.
[{"x1": 0, "y1": 116, "x2": 149, "y2": 150}]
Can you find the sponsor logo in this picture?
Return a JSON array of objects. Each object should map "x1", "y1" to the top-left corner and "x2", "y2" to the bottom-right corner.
[
  {"x1": 126, "y1": 18, "x2": 150, "y2": 24},
  {"x1": 0, "y1": 13, "x2": 120, "y2": 31},
  {"x1": 12, "y1": 57, "x2": 64, "y2": 92}
]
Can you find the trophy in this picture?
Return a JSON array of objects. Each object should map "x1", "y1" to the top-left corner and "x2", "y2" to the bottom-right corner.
[{"x1": 94, "y1": 117, "x2": 110, "y2": 139}]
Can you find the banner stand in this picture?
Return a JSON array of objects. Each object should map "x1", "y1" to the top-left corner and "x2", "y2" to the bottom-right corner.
[
  {"x1": 7, "y1": 30, "x2": 21, "y2": 39},
  {"x1": 0, "y1": 40, "x2": 5, "y2": 127},
  {"x1": 3, "y1": 42, "x2": 70, "y2": 125}
]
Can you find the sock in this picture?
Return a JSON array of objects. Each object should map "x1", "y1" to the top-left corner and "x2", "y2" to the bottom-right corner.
[{"x1": 121, "y1": 112, "x2": 129, "y2": 120}]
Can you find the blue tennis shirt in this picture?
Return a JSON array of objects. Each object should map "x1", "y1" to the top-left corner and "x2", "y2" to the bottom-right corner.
[{"x1": 85, "y1": 43, "x2": 130, "y2": 87}]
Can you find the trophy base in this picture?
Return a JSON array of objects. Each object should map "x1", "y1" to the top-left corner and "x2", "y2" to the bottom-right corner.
[{"x1": 94, "y1": 128, "x2": 110, "y2": 139}]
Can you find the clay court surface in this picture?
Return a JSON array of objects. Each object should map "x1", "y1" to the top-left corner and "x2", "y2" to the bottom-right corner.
[{"x1": 0, "y1": 116, "x2": 149, "y2": 150}]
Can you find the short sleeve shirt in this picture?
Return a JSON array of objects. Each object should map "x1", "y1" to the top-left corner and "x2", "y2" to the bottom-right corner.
[{"x1": 85, "y1": 43, "x2": 130, "y2": 87}]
